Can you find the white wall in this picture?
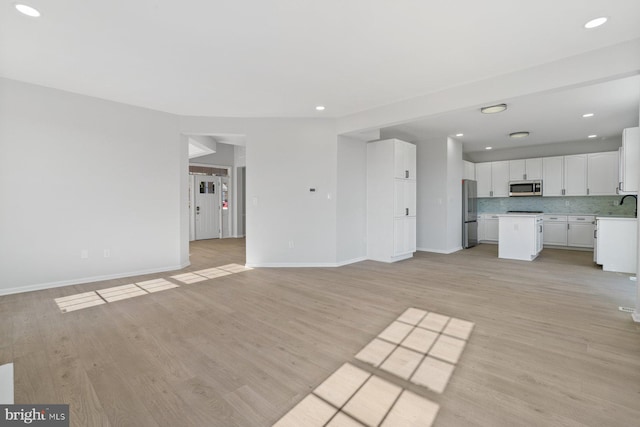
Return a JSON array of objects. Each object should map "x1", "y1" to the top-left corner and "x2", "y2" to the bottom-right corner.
[
  {"x1": 190, "y1": 141, "x2": 235, "y2": 167},
  {"x1": 337, "y1": 136, "x2": 367, "y2": 264},
  {"x1": 446, "y1": 137, "x2": 463, "y2": 252},
  {"x1": 416, "y1": 139, "x2": 448, "y2": 252},
  {"x1": 0, "y1": 78, "x2": 186, "y2": 295},
  {"x1": 415, "y1": 137, "x2": 463, "y2": 254},
  {"x1": 180, "y1": 116, "x2": 338, "y2": 267}
]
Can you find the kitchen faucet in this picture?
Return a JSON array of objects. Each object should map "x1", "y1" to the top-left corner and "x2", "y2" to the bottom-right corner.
[{"x1": 620, "y1": 194, "x2": 637, "y2": 217}]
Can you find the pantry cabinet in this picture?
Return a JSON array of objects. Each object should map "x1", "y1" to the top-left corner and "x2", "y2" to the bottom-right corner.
[{"x1": 367, "y1": 139, "x2": 417, "y2": 263}]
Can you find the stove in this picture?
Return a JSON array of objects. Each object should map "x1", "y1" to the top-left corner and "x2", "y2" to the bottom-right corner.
[{"x1": 507, "y1": 210, "x2": 544, "y2": 213}]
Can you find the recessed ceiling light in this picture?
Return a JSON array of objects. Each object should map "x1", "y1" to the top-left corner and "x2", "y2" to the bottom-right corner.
[
  {"x1": 588, "y1": 134, "x2": 597, "y2": 138},
  {"x1": 509, "y1": 131, "x2": 530, "y2": 138},
  {"x1": 15, "y1": 3, "x2": 40, "y2": 17},
  {"x1": 584, "y1": 17, "x2": 607, "y2": 29},
  {"x1": 485, "y1": 146, "x2": 492, "y2": 150},
  {"x1": 480, "y1": 104, "x2": 507, "y2": 114},
  {"x1": 315, "y1": 105, "x2": 325, "y2": 111},
  {"x1": 456, "y1": 133, "x2": 464, "y2": 137},
  {"x1": 582, "y1": 113, "x2": 594, "y2": 118}
]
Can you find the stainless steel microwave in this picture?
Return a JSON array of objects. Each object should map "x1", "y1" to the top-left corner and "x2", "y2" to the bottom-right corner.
[{"x1": 509, "y1": 180, "x2": 542, "y2": 196}]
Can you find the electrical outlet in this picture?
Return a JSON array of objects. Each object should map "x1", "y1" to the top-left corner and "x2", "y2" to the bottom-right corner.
[
  {"x1": 80, "y1": 250, "x2": 88, "y2": 259},
  {"x1": 613, "y1": 200, "x2": 619, "y2": 206}
]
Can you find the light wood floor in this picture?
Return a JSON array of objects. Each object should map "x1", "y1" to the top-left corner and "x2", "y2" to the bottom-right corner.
[{"x1": 1, "y1": 240, "x2": 639, "y2": 426}]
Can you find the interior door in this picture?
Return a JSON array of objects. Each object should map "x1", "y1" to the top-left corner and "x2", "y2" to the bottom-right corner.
[{"x1": 195, "y1": 175, "x2": 220, "y2": 240}]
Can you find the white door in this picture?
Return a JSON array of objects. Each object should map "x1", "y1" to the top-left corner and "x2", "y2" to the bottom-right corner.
[{"x1": 195, "y1": 175, "x2": 220, "y2": 240}]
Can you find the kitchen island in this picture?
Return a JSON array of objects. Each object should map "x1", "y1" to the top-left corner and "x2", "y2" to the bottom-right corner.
[{"x1": 498, "y1": 213, "x2": 544, "y2": 261}]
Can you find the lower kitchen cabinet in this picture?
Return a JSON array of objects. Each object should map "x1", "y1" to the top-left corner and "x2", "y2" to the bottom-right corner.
[
  {"x1": 482, "y1": 214, "x2": 499, "y2": 242},
  {"x1": 543, "y1": 215, "x2": 568, "y2": 246},
  {"x1": 567, "y1": 216, "x2": 595, "y2": 248},
  {"x1": 595, "y1": 217, "x2": 637, "y2": 273}
]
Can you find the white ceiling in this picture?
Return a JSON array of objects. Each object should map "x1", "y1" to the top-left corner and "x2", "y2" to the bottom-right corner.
[
  {"x1": 1, "y1": 1, "x2": 639, "y2": 152},
  {"x1": 382, "y1": 75, "x2": 640, "y2": 153}
]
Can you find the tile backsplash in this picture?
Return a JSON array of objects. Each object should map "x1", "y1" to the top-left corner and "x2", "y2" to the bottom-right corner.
[{"x1": 478, "y1": 196, "x2": 636, "y2": 216}]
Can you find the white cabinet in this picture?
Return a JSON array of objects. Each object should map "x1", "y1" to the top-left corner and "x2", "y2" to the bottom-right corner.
[
  {"x1": 595, "y1": 217, "x2": 637, "y2": 273},
  {"x1": 587, "y1": 152, "x2": 619, "y2": 195},
  {"x1": 476, "y1": 163, "x2": 492, "y2": 197},
  {"x1": 563, "y1": 154, "x2": 588, "y2": 196},
  {"x1": 567, "y1": 215, "x2": 595, "y2": 248},
  {"x1": 619, "y1": 127, "x2": 639, "y2": 193},
  {"x1": 463, "y1": 160, "x2": 475, "y2": 180},
  {"x1": 542, "y1": 156, "x2": 564, "y2": 196},
  {"x1": 498, "y1": 214, "x2": 543, "y2": 261},
  {"x1": 394, "y1": 142, "x2": 416, "y2": 179},
  {"x1": 367, "y1": 139, "x2": 417, "y2": 262},
  {"x1": 509, "y1": 158, "x2": 542, "y2": 181},
  {"x1": 476, "y1": 161, "x2": 509, "y2": 197},
  {"x1": 492, "y1": 161, "x2": 510, "y2": 197},
  {"x1": 543, "y1": 215, "x2": 568, "y2": 246},
  {"x1": 483, "y1": 214, "x2": 500, "y2": 242}
]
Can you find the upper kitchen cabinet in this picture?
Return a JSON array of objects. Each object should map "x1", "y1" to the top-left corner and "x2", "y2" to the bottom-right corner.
[
  {"x1": 476, "y1": 163, "x2": 492, "y2": 197},
  {"x1": 543, "y1": 152, "x2": 617, "y2": 196},
  {"x1": 587, "y1": 152, "x2": 619, "y2": 196},
  {"x1": 619, "y1": 127, "x2": 639, "y2": 193},
  {"x1": 509, "y1": 158, "x2": 542, "y2": 181},
  {"x1": 394, "y1": 141, "x2": 417, "y2": 180},
  {"x1": 563, "y1": 154, "x2": 588, "y2": 196},
  {"x1": 463, "y1": 160, "x2": 475, "y2": 180},
  {"x1": 542, "y1": 156, "x2": 564, "y2": 196},
  {"x1": 476, "y1": 161, "x2": 509, "y2": 197}
]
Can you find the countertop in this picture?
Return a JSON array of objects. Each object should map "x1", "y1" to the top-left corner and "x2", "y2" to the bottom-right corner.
[
  {"x1": 496, "y1": 213, "x2": 543, "y2": 217},
  {"x1": 596, "y1": 216, "x2": 637, "y2": 221}
]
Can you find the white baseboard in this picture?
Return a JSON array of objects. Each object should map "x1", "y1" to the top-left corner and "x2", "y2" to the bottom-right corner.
[
  {"x1": 417, "y1": 246, "x2": 462, "y2": 254},
  {"x1": 246, "y1": 257, "x2": 367, "y2": 268},
  {"x1": 0, "y1": 262, "x2": 191, "y2": 297},
  {"x1": 335, "y1": 256, "x2": 368, "y2": 267}
]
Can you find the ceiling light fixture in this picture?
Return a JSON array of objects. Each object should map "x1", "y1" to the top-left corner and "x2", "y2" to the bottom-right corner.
[
  {"x1": 485, "y1": 147, "x2": 492, "y2": 150},
  {"x1": 509, "y1": 131, "x2": 530, "y2": 138},
  {"x1": 456, "y1": 133, "x2": 464, "y2": 137},
  {"x1": 480, "y1": 104, "x2": 507, "y2": 114},
  {"x1": 15, "y1": 3, "x2": 40, "y2": 17},
  {"x1": 315, "y1": 105, "x2": 325, "y2": 111},
  {"x1": 582, "y1": 113, "x2": 594, "y2": 118},
  {"x1": 584, "y1": 17, "x2": 607, "y2": 29},
  {"x1": 588, "y1": 134, "x2": 597, "y2": 138}
]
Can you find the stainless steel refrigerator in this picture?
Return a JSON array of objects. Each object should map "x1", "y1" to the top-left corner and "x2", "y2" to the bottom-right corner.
[{"x1": 462, "y1": 179, "x2": 478, "y2": 248}]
